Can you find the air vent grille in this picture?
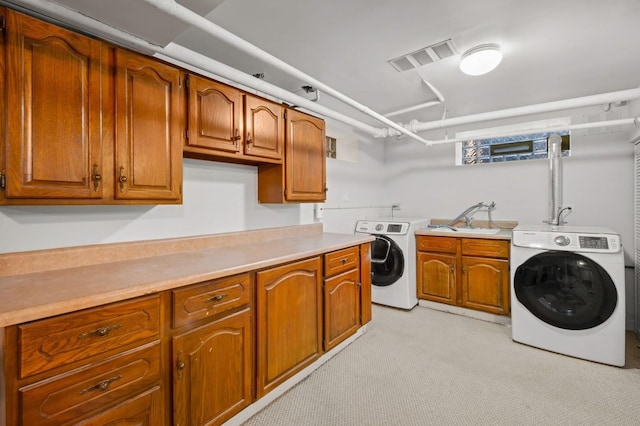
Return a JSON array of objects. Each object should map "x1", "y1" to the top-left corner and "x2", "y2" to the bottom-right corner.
[{"x1": 388, "y1": 39, "x2": 458, "y2": 72}]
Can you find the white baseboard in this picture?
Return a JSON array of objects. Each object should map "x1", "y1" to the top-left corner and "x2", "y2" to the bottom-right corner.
[{"x1": 223, "y1": 325, "x2": 368, "y2": 426}]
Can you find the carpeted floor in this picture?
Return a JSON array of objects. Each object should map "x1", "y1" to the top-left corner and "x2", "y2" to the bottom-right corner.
[{"x1": 243, "y1": 305, "x2": 640, "y2": 425}]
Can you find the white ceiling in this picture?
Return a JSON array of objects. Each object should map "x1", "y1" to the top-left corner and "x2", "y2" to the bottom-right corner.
[{"x1": 14, "y1": 0, "x2": 640, "y2": 130}]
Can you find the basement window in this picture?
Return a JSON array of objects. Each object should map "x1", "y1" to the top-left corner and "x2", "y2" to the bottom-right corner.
[
  {"x1": 326, "y1": 136, "x2": 337, "y2": 159},
  {"x1": 457, "y1": 131, "x2": 571, "y2": 165}
]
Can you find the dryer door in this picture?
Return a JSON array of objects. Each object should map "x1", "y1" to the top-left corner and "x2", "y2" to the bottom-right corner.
[
  {"x1": 514, "y1": 251, "x2": 618, "y2": 330},
  {"x1": 370, "y1": 235, "x2": 405, "y2": 287}
]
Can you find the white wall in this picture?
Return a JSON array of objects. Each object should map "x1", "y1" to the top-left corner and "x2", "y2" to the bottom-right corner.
[
  {"x1": 0, "y1": 158, "x2": 307, "y2": 253},
  {"x1": 321, "y1": 119, "x2": 390, "y2": 234}
]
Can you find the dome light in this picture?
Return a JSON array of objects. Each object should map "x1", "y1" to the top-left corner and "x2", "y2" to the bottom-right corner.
[{"x1": 459, "y1": 44, "x2": 503, "y2": 76}]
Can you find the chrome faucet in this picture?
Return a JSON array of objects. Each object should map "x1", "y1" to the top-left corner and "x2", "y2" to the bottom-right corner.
[{"x1": 447, "y1": 201, "x2": 496, "y2": 228}]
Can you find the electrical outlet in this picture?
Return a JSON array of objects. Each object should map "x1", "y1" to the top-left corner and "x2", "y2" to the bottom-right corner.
[{"x1": 315, "y1": 203, "x2": 325, "y2": 219}]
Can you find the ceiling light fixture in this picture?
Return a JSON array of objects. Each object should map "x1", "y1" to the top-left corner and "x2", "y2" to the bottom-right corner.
[{"x1": 459, "y1": 43, "x2": 503, "y2": 76}]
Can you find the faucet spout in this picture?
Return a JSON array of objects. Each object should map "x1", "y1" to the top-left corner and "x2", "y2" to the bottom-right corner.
[{"x1": 447, "y1": 201, "x2": 496, "y2": 228}]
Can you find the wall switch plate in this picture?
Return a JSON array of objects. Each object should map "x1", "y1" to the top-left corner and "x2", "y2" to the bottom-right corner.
[{"x1": 315, "y1": 203, "x2": 325, "y2": 219}]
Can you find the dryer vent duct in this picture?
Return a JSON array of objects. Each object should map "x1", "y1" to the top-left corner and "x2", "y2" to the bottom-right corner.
[{"x1": 545, "y1": 134, "x2": 569, "y2": 226}]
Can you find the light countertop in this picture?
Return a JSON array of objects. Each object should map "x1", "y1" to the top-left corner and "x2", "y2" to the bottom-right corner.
[
  {"x1": 0, "y1": 225, "x2": 373, "y2": 327},
  {"x1": 415, "y1": 228, "x2": 512, "y2": 240}
]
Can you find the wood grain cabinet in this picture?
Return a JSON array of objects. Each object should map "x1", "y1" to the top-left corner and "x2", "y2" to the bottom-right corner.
[
  {"x1": 0, "y1": 9, "x2": 183, "y2": 205},
  {"x1": 255, "y1": 256, "x2": 323, "y2": 397},
  {"x1": 417, "y1": 236, "x2": 510, "y2": 315},
  {"x1": 323, "y1": 246, "x2": 361, "y2": 351},
  {"x1": 2, "y1": 8, "x2": 103, "y2": 202},
  {"x1": 4, "y1": 295, "x2": 163, "y2": 425},
  {"x1": 171, "y1": 273, "x2": 253, "y2": 426},
  {"x1": 183, "y1": 76, "x2": 283, "y2": 164},
  {"x1": 114, "y1": 49, "x2": 184, "y2": 203},
  {"x1": 258, "y1": 108, "x2": 326, "y2": 203}
]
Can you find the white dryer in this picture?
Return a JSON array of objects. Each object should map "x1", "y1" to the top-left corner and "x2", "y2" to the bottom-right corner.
[
  {"x1": 355, "y1": 217, "x2": 429, "y2": 310},
  {"x1": 510, "y1": 225, "x2": 625, "y2": 366}
]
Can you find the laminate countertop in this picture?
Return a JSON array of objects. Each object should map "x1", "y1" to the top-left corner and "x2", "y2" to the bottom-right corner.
[
  {"x1": 415, "y1": 228, "x2": 513, "y2": 240},
  {"x1": 0, "y1": 224, "x2": 373, "y2": 327}
]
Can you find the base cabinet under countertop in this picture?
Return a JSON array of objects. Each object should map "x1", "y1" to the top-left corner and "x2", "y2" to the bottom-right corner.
[
  {"x1": 417, "y1": 236, "x2": 510, "y2": 316},
  {"x1": 1, "y1": 242, "x2": 371, "y2": 426}
]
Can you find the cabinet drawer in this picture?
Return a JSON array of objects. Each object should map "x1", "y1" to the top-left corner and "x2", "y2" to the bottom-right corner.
[
  {"x1": 416, "y1": 236, "x2": 458, "y2": 253},
  {"x1": 20, "y1": 342, "x2": 161, "y2": 426},
  {"x1": 19, "y1": 295, "x2": 160, "y2": 379},
  {"x1": 461, "y1": 238, "x2": 510, "y2": 258},
  {"x1": 324, "y1": 246, "x2": 359, "y2": 277},
  {"x1": 172, "y1": 273, "x2": 251, "y2": 328}
]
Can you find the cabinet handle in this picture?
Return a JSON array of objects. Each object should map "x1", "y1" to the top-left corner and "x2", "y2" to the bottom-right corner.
[
  {"x1": 118, "y1": 166, "x2": 128, "y2": 193},
  {"x1": 176, "y1": 351, "x2": 185, "y2": 379},
  {"x1": 79, "y1": 375, "x2": 121, "y2": 395},
  {"x1": 92, "y1": 163, "x2": 102, "y2": 192},
  {"x1": 246, "y1": 134, "x2": 252, "y2": 145},
  {"x1": 79, "y1": 323, "x2": 122, "y2": 339},
  {"x1": 205, "y1": 293, "x2": 228, "y2": 303},
  {"x1": 450, "y1": 265, "x2": 455, "y2": 273},
  {"x1": 340, "y1": 258, "x2": 348, "y2": 264},
  {"x1": 233, "y1": 128, "x2": 241, "y2": 141}
]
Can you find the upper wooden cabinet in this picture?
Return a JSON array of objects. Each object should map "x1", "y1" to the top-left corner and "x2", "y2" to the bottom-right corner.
[
  {"x1": 114, "y1": 49, "x2": 183, "y2": 202},
  {"x1": 244, "y1": 94, "x2": 284, "y2": 160},
  {"x1": 2, "y1": 8, "x2": 103, "y2": 201},
  {"x1": 184, "y1": 76, "x2": 283, "y2": 164},
  {"x1": 0, "y1": 9, "x2": 183, "y2": 205},
  {"x1": 257, "y1": 109, "x2": 326, "y2": 203},
  {"x1": 185, "y1": 75, "x2": 243, "y2": 154}
]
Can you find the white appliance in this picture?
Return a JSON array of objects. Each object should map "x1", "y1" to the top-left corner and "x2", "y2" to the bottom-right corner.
[
  {"x1": 510, "y1": 225, "x2": 625, "y2": 366},
  {"x1": 355, "y1": 217, "x2": 429, "y2": 309}
]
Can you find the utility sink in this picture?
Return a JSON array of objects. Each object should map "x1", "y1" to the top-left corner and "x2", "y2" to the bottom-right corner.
[{"x1": 429, "y1": 227, "x2": 502, "y2": 235}]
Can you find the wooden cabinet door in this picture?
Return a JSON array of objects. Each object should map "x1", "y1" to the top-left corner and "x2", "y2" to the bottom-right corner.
[
  {"x1": 417, "y1": 252, "x2": 457, "y2": 305},
  {"x1": 255, "y1": 257, "x2": 322, "y2": 397},
  {"x1": 173, "y1": 308, "x2": 252, "y2": 426},
  {"x1": 461, "y1": 256, "x2": 510, "y2": 315},
  {"x1": 244, "y1": 94, "x2": 283, "y2": 160},
  {"x1": 115, "y1": 49, "x2": 182, "y2": 202},
  {"x1": 4, "y1": 9, "x2": 103, "y2": 199},
  {"x1": 187, "y1": 75, "x2": 242, "y2": 153},
  {"x1": 324, "y1": 269, "x2": 360, "y2": 351},
  {"x1": 284, "y1": 109, "x2": 326, "y2": 202}
]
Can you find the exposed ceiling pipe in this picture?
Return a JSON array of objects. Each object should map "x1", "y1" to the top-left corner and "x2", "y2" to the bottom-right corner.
[
  {"x1": 2, "y1": 0, "x2": 381, "y2": 137},
  {"x1": 139, "y1": 0, "x2": 430, "y2": 145},
  {"x1": 425, "y1": 117, "x2": 640, "y2": 146},
  {"x1": 381, "y1": 88, "x2": 640, "y2": 137},
  {"x1": 385, "y1": 79, "x2": 445, "y2": 118}
]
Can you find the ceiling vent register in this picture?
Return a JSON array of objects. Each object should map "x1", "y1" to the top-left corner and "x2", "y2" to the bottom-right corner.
[{"x1": 388, "y1": 39, "x2": 458, "y2": 72}]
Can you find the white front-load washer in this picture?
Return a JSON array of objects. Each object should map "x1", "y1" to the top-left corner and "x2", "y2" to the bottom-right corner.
[
  {"x1": 355, "y1": 217, "x2": 429, "y2": 310},
  {"x1": 510, "y1": 225, "x2": 625, "y2": 366}
]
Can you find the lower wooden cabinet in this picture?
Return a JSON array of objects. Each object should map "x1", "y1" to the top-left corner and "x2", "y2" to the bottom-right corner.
[
  {"x1": 255, "y1": 256, "x2": 323, "y2": 398},
  {"x1": 172, "y1": 307, "x2": 253, "y2": 426},
  {"x1": 417, "y1": 236, "x2": 510, "y2": 315},
  {"x1": 3, "y1": 244, "x2": 371, "y2": 425}
]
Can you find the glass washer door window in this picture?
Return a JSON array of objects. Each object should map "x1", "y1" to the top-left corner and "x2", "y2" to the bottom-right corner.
[
  {"x1": 370, "y1": 235, "x2": 405, "y2": 287},
  {"x1": 514, "y1": 251, "x2": 617, "y2": 330}
]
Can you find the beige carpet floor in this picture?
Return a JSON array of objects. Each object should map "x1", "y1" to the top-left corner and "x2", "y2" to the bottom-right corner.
[{"x1": 243, "y1": 305, "x2": 640, "y2": 425}]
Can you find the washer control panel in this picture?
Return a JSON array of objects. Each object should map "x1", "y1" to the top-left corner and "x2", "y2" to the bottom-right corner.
[
  {"x1": 355, "y1": 221, "x2": 410, "y2": 235},
  {"x1": 513, "y1": 229, "x2": 620, "y2": 253}
]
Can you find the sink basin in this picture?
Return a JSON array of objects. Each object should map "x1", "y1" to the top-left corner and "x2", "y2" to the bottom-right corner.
[{"x1": 429, "y1": 227, "x2": 502, "y2": 235}]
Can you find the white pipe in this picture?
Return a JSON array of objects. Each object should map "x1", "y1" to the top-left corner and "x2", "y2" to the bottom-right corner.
[
  {"x1": 2, "y1": 0, "x2": 381, "y2": 137},
  {"x1": 139, "y1": 0, "x2": 431, "y2": 145},
  {"x1": 383, "y1": 88, "x2": 640, "y2": 137},
  {"x1": 425, "y1": 117, "x2": 639, "y2": 146},
  {"x1": 385, "y1": 79, "x2": 445, "y2": 118},
  {"x1": 158, "y1": 44, "x2": 382, "y2": 136}
]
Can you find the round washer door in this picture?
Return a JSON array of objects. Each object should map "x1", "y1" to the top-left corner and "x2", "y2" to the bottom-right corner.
[
  {"x1": 370, "y1": 235, "x2": 405, "y2": 287},
  {"x1": 514, "y1": 251, "x2": 617, "y2": 330}
]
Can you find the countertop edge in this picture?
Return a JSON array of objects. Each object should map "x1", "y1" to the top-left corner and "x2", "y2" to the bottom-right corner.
[{"x1": 0, "y1": 231, "x2": 374, "y2": 327}]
